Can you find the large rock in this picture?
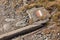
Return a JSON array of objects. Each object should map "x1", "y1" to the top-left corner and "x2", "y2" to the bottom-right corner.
[{"x1": 26, "y1": 7, "x2": 50, "y2": 22}]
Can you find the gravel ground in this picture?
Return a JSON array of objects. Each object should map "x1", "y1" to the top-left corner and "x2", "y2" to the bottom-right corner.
[
  {"x1": 12, "y1": 23, "x2": 60, "y2": 40},
  {"x1": 0, "y1": 0, "x2": 60, "y2": 40},
  {"x1": 0, "y1": 0, "x2": 50, "y2": 35}
]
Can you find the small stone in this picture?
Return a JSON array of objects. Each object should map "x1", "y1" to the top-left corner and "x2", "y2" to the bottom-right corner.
[
  {"x1": 3, "y1": 23, "x2": 12, "y2": 31},
  {"x1": 58, "y1": 33, "x2": 60, "y2": 35},
  {"x1": 16, "y1": 19, "x2": 27, "y2": 27},
  {"x1": 45, "y1": 38, "x2": 48, "y2": 40},
  {"x1": 5, "y1": 18, "x2": 15, "y2": 22}
]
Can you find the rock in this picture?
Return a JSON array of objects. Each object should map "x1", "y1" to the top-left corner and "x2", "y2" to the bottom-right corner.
[
  {"x1": 5, "y1": 18, "x2": 15, "y2": 22},
  {"x1": 23, "y1": 0, "x2": 28, "y2": 5},
  {"x1": 3, "y1": 23, "x2": 12, "y2": 32},
  {"x1": 26, "y1": 7, "x2": 50, "y2": 23},
  {"x1": 35, "y1": 7, "x2": 50, "y2": 20},
  {"x1": 16, "y1": 19, "x2": 28, "y2": 27},
  {"x1": 26, "y1": 7, "x2": 39, "y2": 22}
]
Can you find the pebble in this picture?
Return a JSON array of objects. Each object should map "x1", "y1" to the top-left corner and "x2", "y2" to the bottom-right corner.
[
  {"x1": 3, "y1": 23, "x2": 12, "y2": 32},
  {"x1": 16, "y1": 19, "x2": 27, "y2": 27},
  {"x1": 58, "y1": 33, "x2": 60, "y2": 35},
  {"x1": 5, "y1": 18, "x2": 15, "y2": 22}
]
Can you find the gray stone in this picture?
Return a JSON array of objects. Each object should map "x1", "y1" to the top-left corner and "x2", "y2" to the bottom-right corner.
[
  {"x1": 5, "y1": 18, "x2": 15, "y2": 22},
  {"x1": 16, "y1": 19, "x2": 27, "y2": 27},
  {"x1": 3, "y1": 23, "x2": 12, "y2": 32}
]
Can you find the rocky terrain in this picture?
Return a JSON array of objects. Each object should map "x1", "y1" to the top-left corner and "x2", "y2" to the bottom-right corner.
[
  {"x1": 12, "y1": 24, "x2": 60, "y2": 40},
  {"x1": 0, "y1": 0, "x2": 60, "y2": 40}
]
